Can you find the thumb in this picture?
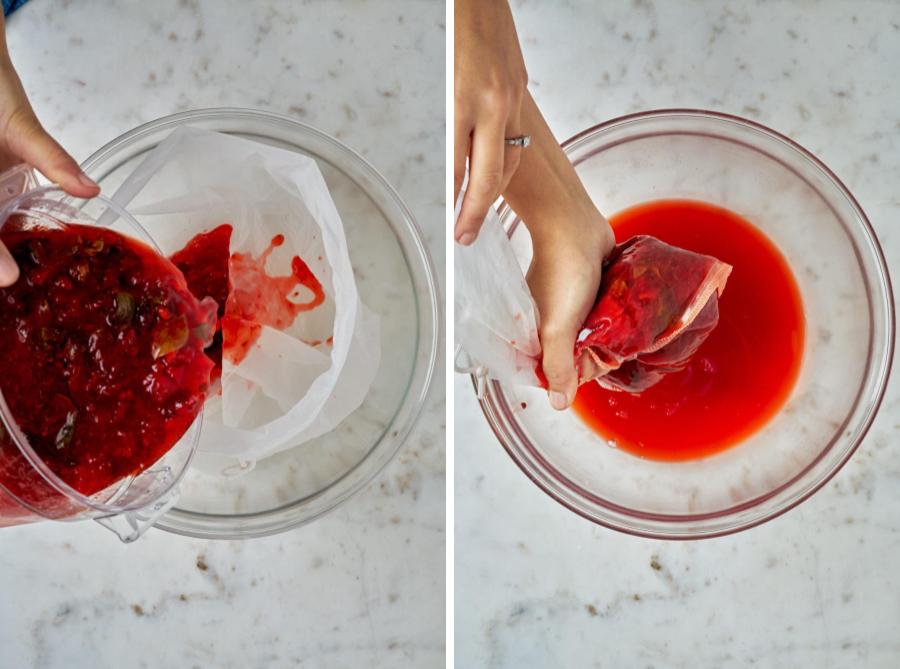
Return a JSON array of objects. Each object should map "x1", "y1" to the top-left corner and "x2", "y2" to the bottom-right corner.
[
  {"x1": 539, "y1": 326, "x2": 579, "y2": 411},
  {"x1": 0, "y1": 239, "x2": 19, "y2": 287},
  {"x1": 6, "y1": 108, "x2": 99, "y2": 198}
]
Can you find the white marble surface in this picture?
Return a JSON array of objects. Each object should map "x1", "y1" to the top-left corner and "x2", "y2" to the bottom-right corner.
[
  {"x1": 456, "y1": 1, "x2": 900, "y2": 667},
  {"x1": 0, "y1": 1, "x2": 444, "y2": 668}
]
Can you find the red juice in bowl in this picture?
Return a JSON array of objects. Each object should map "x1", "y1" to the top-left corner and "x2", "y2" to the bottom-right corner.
[{"x1": 572, "y1": 199, "x2": 805, "y2": 461}]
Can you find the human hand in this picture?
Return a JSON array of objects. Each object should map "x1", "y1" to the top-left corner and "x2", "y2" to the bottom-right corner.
[
  {"x1": 454, "y1": 0, "x2": 527, "y2": 245},
  {"x1": 497, "y1": 91, "x2": 615, "y2": 409},
  {"x1": 527, "y1": 206, "x2": 614, "y2": 410},
  {"x1": 0, "y1": 19, "x2": 99, "y2": 285}
]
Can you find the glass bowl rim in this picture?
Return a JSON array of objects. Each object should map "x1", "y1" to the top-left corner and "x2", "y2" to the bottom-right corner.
[
  {"x1": 476, "y1": 108, "x2": 895, "y2": 540},
  {"x1": 80, "y1": 107, "x2": 441, "y2": 539}
]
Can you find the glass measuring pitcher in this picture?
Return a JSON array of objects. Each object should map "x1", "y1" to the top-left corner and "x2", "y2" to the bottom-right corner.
[{"x1": 0, "y1": 165, "x2": 203, "y2": 542}]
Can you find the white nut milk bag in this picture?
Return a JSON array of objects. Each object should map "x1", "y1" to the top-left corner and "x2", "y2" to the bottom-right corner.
[
  {"x1": 102, "y1": 126, "x2": 380, "y2": 470},
  {"x1": 454, "y1": 188, "x2": 541, "y2": 390}
]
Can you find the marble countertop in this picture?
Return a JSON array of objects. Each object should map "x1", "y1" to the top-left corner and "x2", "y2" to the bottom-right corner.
[
  {"x1": 0, "y1": 1, "x2": 444, "y2": 668},
  {"x1": 456, "y1": 1, "x2": 900, "y2": 667}
]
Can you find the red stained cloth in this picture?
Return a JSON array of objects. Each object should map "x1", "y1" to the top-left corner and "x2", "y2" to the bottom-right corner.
[{"x1": 574, "y1": 235, "x2": 731, "y2": 392}]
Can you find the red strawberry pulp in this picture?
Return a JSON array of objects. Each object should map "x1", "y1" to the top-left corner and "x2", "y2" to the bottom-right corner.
[
  {"x1": 0, "y1": 221, "x2": 215, "y2": 521},
  {"x1": 170, "y1": 225, "x2": 325, "y2": 371}
]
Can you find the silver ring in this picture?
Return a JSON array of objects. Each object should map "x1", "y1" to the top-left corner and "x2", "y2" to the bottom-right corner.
[{"x1": 504, "y1": 135, "x2": 531, "y2": 148}]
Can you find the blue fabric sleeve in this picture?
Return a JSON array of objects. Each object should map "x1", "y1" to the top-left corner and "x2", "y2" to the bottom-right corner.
[{"x1": 3, "y1": 0, "x2": 30, "y2": 17}]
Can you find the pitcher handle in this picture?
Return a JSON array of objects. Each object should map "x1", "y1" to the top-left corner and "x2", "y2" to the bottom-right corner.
[{"x1": 93, "y1": 484, "x2": 182, "y2": 543}]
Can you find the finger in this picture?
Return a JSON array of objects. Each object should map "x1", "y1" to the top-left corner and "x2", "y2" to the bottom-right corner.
[
  {"x1": 540, "y1": 325, "x2": 579, "y2": 410},
  {"x1": 6, "y1": 109, "x2": 99, "y2": 198},
  {"x1": 454, "y1": 119, "x2": 471, "y2": 208},
  {"x1": 455, "y1": 118, "x2": 505, "y2": 245},
  {"x1": 0, "y1": 240, "x2": 19, "y2": 287},
  {"x1": 501, "y1": 143, "x2": 522, "y2": 195},
  {"x1": 500, "y1": 109, "x2": 523, "y2": 193}
]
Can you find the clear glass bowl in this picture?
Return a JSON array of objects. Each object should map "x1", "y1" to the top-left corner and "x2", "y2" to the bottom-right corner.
[
  {"x1": 478, "y1": 110, "x2": 893, "y2": 539},
  {"x1": 81, "y1": 108, "x2": 439, "y2": 539}
]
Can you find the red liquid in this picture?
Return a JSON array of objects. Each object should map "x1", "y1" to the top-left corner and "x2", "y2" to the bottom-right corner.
[
  {"x1": 222, "y1": 233, "x2": 325, "y2": 365},
  {"x1": 170, "y1": 224, "x2": 233, "y2": 379},
  {"x1": 171, "y1": 227, "x2": 326, "y2": 369},
  {"x1": 0, "y1": 222, "x2": 214, "y2": 518},
  {"x1": 571, "y1": 200, "x2": 805, "y2": 461}
]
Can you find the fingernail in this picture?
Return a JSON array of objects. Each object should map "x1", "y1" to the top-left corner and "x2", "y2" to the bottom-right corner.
[
  {"x1": 457, "y1": 232, "x2": 475, "y2": 246},
  {"x1": 77, "y1": 172, "x2": 98, "y2": 190},
  {"x1": 549, "y1": 391, "x2": 568, "y2": 411}
]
